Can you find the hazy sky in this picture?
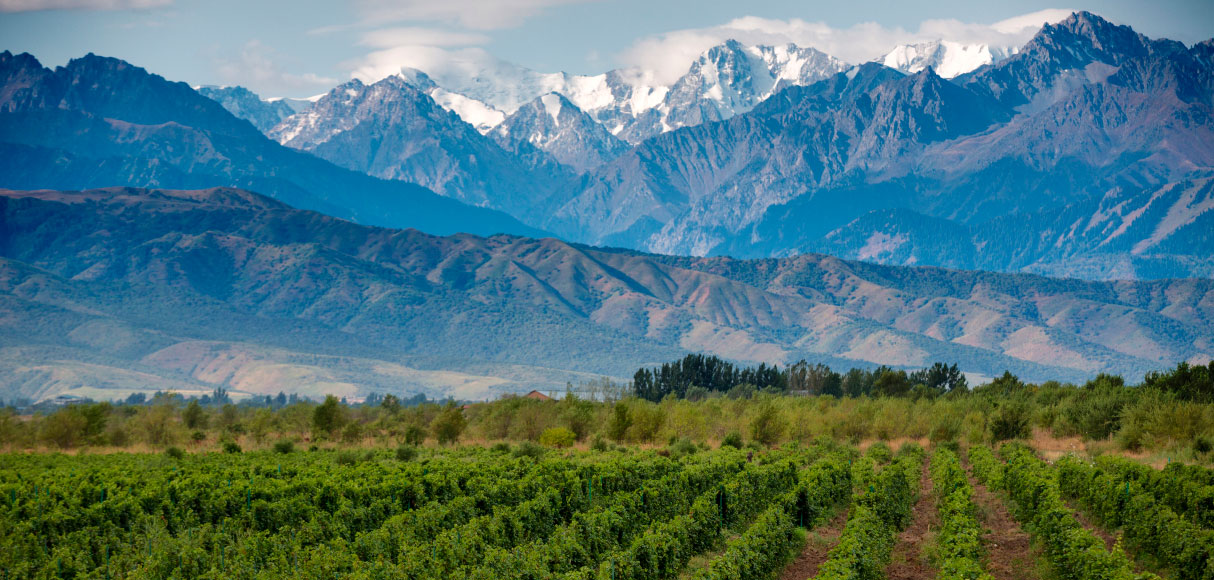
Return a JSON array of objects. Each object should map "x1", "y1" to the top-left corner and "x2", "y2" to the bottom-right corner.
[{"x1": 1, "y1": 0, "x2": 1210, "y2": 97}]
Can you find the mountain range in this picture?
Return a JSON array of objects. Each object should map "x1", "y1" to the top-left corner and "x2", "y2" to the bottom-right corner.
[
  {"x1": 0, "y1": 51, "x2": 540, "y2": 239},
  {"x1": 197, "y1": 12, "x2": 1214, "y2": 281},
  {"x1": 3, "y1": 186, "x2": 1210, "y2": 403},
  {"x1": 1, "y1": 11, "x2": 1212, "y2": 401}
]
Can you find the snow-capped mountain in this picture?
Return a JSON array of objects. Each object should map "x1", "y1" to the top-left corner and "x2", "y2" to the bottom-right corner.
[
  {"x1": 492, "y1": 92, "x2": 629, "y2": 173},
  {"x1": 879, "y1": 41, "x2": 1017, "y2": 78},
  {"x1": 268, "y1": 75, "x2": 568, "y2": 217},
  {"x1": 196, "y1": 85, "x2": 300, "y2": 133},
  {"x1": 392, "y1": 40, "x2": 846, "y2": 145}
]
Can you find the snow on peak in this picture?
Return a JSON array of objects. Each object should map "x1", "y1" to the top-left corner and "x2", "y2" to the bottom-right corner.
[
  {"x1": 540, "y1": 93, "x2": 563, "y2": 126},
  {"x1": 880, "y1": 40, "x2": 1016, "y2": 78}
]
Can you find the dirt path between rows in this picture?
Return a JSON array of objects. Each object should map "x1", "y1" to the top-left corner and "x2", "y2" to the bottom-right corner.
[
  {"x1": 777, "y1": 508, "x2": 849, "y2": 580},
  {"x1": 963, "y1": 459, "x2": 1040, "y2": 580},
  {"x1": 885, "y1": 460, "x2": 938, "y2": 580}
]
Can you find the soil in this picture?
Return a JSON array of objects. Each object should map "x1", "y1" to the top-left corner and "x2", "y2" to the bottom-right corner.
[
  {"x1": 1065, "y1": 500, "x2": 1119, "y2": 552},
  {"x1": 964, "y1": 459, "x2": 1041, "y2": 580},
  {"x1": 777, "y1": 508, "x2": 849, "y2": 580},
  {"x1": 885, "y1": 461, "x2": 939, "y2": 580}
]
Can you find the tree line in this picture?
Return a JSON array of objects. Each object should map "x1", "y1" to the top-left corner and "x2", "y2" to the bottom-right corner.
[{"x1": 632, "y1": 354, "x2": 967, "y2": 402}]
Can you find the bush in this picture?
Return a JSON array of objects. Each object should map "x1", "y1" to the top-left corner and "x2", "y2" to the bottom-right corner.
[
  {"x1": 539, "y1": 427, "x2": 576, "y2": 448},
  {"x1": 395, "y1": 445, "x2": 418, "y2": 462},
  {"x1": 222, "y1": 441, "x2": 242, "y2": 454},
  {"x1": 990, "y1": 399, "x2": 1032, "y2": 441},
  {"x1": 750, "y1": 401, "x2": 787, "y2": 447},
  {"x1": 513, "y1": 441, "x2": 545, "y2": 459},
  {"x1": 164, "y1": 446, "x2": 185, "y2": 460},
  {"x1": 340, "y1": 422, "x2": 363, "y2": 444},
  {"x1": 273, "y1": 440, "x2": 294, "y2": 454},
  {"x1": 668, "y1": 437, "x2": 698, "y2": 459},
  {"x1": 590, "y1": 434, "x2": 609, "y2": 452},
  {"x1": 490, "y1": 442, "x2": 511, "y2": 453},
  {"x1": 431, "y1": 404, "x2": 467, "y2": 445},
  {"x1": 403, "y1": 424, "x2": 426, "y2": 446},
  {"x1": 190, "y1": 431, "x2": 207, "y2": 443},
  {"x1": 335, "y1": 450, "x2": 360, "y2": 466},
  {"x1": 1193, "y1": 435, "x2": 1213, "y2": 456},
  {"x1": 721, "y1": 431, "x2": 744, "y2": 449}
]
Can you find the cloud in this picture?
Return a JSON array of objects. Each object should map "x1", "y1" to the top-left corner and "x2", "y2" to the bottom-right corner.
[
  {"x1": 215, "y1": 40, "x2": 338, "y2": 95},
  {"x1": 620, "y1": 8, "x2": 1075, "y2": 85},
  {"x1": 0, "y1": 0, "x2": 169, "y2": 11},
  {"x1": 351, "y1": 0, "x2": 596, "y2": 31},
  {"x1": 348, "y1": 45, "x2": 501, "y2": 85},
  {"x1": 359, "y1": 27, "x2": 490, "y2": 49}
]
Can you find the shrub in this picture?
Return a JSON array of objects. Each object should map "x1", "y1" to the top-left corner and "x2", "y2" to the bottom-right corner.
[
  {"x1": 990, "y1": 399, "x2": 1032, "y2": 441},
  {"x1": 340, "y1": 421, "x2": 363, "y2": 444},
  {"x1": 222, "y1": 441, "x2": 242, "y2": 454},
  {"x1": 1194, "y1": 435, "x2": 1213, "y2": 456},
  {"x1": 721, "y1": 431, "x2": 744, "y2": 449},
  {"x1": 538, "y1": 427, "x2": 576, "y2": 448},
  {"x1": 490, "y1": 442, "x2": 511, "y2": 453},
  {"x1": 335, "y1": 450, "x2": 359, "y2": 466},
  {"x1": 590, "y1": 434, "x2": 609, "y2": 452},
  {"x1": 431, "y1": 404, "x2": 467, "y2": 445},
  {"x1": 403, "y1": 424, "x2": 426, "y2": 446},
  {"x1": 164, "y1": 446, "x2": 185, "y2": 460},
  {"x1": 668, "y1": 437, "x2": 698, "y2": 459},
  {"x1": 395, "y1": 445, "x2": 418, "y2": 462},
  {"x1": 513, "y1": 441, "x2": 545, "y2": 459},
  {"x1": 273, "y1": 440, "x2": 294, "y2": 454},
  {"x1": 191, "y1": 430, "x2": 207, "y2": 443},
  {"x1": 750, "y1": 400, "x2": 787, "y2": 447}
]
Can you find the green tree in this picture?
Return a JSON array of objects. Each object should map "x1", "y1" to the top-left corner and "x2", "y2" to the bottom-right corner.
[
  {"x1": 749, "y1": 400, "x2": 787, "y2": 447},
  {"x1": 607, "y1": 401, "x2": 632, "y2": 441},
  {"x1": 312, "y1": 395, "x2": 346, "y2": 439},
  {"x1": 539, "y1": 427, "x2": 576, "y2": 448},
  {"x1": 183, "y1": 399, "x2": 208, "y2": 429},
  {"x1": 431, "y1": 404, "x2": 467, "y2": 445},
  {"x1": 41, "y1": 407, "x2": 88, "y2": 449}
]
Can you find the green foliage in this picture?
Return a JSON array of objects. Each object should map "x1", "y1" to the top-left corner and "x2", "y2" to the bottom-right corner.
[
  {"x1": 721, "y1": 431, "x2": 743, "y2": 449},
  {"x1": 749, "y1": 400, "x2": 787, "y2": 447},
  {"x1": 183, "y1": 399, "x2": 208, "y2": 429},
  {"x1": 1056, "y1": 454, "x2": 1214, "y2": 580},
  {"x1": 431, "y1": 404, "x2": 468, "y2": 445},
  {"x1": 404, "y1": 424, "x2": 427, "y2": 446},
  {"x1": 539, "y1": 427, "x2": 577, "y2": 448},
  {"x1": 513, "y1": 441, "x2": 546, "y2": 459},
  {"x1": 311, "y1": 395, "x2": 346, "y2": 438},
  {"x1": 667, "y1": 437, "x2": 698, "y2": 460},
  {"x1": 1142, "y1": 361, "x2": 1214, "y2": 403},
  {"x1": 608, "y1": 402, "x2": 632, "y2": 441},
  {"x1": 996, "y1": 443, "x2": 1155, "y2": 580},
  {"x1": 273, "y1": 440, "x2": 295, "y2": 454},
  {"x1": 931, "y1": 448, "x2": 993, "y2": 580},
  {"x1": 222, "y1": 440, "x2": 242, "y2": 454},
  {"x1": 164, "y1": 446, "x2": 185, "y2": 460},
  {"x1": 990, "y1": 398, "x2": 1032, "y2": 441}
]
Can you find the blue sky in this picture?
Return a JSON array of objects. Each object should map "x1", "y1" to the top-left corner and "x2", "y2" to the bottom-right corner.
[{"x1": 1, "y1": 0, "x2": 1210, "y2": 97}]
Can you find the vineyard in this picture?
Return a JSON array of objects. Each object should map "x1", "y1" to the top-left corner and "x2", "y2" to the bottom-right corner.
[{"x1": 1, "y1": 442, "x2": 1211, "y2": 579}]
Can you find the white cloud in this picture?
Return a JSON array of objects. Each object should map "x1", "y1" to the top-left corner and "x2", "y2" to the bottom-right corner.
[
  {"x1": 215, "y1": 40, "x2": 338, "y2": 95},
  {"x1": 348, "y1": 44, "x2": 499, "y2": 84},
  {"x1": 0, "y1": 0, "x2": 168, "y2": 11},
  {"x1": 359, "y1": 27, "x2": 490, "y2": 49},
  {"x1": 351, "y1": 0, "x2": 596, "y2": 31},
  {"x1": 620, "y1": 8, "x2": 1076, "y2": 85}
]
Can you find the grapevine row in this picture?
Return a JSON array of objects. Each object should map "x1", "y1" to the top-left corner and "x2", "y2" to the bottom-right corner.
[
  {"x1": 930, "y1": 447, "x2": 991, "y2": 580},
  {"x1": 812, "y1": 443, "x2": 925, "y2": 580},
  {"x1": 994, "y1": 443, "x2": 1157, "y2": 580},
  {"x1": 1056, "y1": 455, "x2": 1214, "y2": 580}
]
